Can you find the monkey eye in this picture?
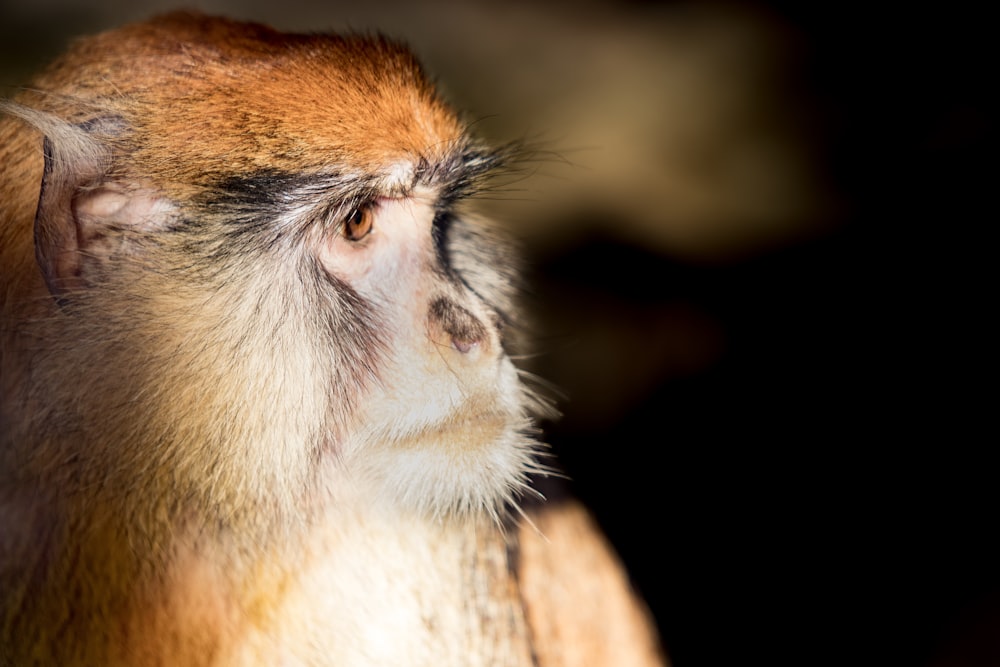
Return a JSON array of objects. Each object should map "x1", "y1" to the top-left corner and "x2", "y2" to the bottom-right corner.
[{"x1": 342, "y1": 204, "x2": 375, "y2": 242}]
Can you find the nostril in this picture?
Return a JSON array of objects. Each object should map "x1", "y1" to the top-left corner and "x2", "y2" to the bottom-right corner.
[{"x1": 452, "y1": 337, "x2": 479, "y2": 354}]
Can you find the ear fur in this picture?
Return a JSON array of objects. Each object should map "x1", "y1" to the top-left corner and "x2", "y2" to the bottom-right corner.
[{"x1": 1, "y1": 103, "x2": 165, "y2": 300}]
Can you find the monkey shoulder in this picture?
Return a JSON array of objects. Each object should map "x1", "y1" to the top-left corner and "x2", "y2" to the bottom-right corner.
[{"x1": 516, "y1": 494, "x2": 668, "y2": 667}]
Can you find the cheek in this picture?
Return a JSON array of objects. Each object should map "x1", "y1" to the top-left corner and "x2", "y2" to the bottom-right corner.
[{"x1": 318, "y1": 237, "x2": 382, "y2": 286}]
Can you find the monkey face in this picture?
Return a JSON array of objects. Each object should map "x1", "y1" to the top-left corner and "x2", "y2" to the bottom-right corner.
[
  {"x1": 313, "y1": 191, "x2": 542, "y2": 518},
  {"x1": 1, "y1": 13, "x2": 547, "y2": 524}
]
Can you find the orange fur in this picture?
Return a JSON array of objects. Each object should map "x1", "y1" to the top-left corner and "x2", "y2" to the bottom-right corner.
[{"x1": 15, "y1": 14, "x2": 461, "y2": 188}]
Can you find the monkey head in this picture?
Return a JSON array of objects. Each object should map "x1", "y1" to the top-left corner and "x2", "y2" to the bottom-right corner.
[{"x1": 0, "y1": 12, "x2": 550, "y2": 529}]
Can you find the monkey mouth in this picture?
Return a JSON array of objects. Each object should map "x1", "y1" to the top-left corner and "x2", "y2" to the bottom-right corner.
[{"x1": 390, "y1": 411, "x2": 511, "y2": 453}]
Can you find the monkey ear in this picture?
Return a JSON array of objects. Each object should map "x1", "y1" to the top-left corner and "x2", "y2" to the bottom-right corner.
[
  {"x1": 28, "y1": 114, "x2": 128, "y2": 298},
  {"x1": 3, "y1": 108, "x2": 168, "y2": 300}
]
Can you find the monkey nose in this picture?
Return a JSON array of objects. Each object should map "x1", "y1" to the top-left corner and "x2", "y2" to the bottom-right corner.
[
  {"x1": 451, "y1": 336, "x2": 479, "y2": 354},
  {"x1": 427, "y1": 297, "x2": 489, "y2": 356}
]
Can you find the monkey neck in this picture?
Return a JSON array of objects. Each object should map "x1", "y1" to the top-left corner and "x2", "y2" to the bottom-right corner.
[
  {"x1": 4, "y1": 474, "x2": 536, "y2": 666},
  {"x1": 243, "y1": 499, "x2": 537, "y2": 666}
]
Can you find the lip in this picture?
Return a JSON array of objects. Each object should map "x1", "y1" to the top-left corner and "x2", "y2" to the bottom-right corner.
[{"x1": 390, "y1": 412, "x2": 509, "y2": 452}]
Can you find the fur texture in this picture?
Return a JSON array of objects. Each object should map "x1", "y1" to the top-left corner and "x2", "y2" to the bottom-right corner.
[{"x1": 0, "y1": 12, "x2": 664, "y2": 666}]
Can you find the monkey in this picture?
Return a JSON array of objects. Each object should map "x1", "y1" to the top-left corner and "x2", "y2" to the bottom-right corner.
[{"x1": 0, "y1": 12, "x2": 664, "y2": 666}]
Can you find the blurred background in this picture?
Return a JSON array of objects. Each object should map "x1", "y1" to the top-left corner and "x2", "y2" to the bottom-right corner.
[{"x1": 1, "y1": 1, "x2": 993, "y2": 665}]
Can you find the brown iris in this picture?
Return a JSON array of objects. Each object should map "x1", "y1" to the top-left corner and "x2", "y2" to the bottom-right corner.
[{"x1": 343, "y1": 205, "x2": 374, "y2": 241}]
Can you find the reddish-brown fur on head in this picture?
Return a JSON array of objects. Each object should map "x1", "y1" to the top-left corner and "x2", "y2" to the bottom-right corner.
[{"x1": 19, "y1": 13, "x2": 464, "y2": 186}]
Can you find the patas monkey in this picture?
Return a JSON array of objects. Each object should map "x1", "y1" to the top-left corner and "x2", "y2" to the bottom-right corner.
[{"x1": 0, "y1": 13, "x2": 663, "y2": 666}]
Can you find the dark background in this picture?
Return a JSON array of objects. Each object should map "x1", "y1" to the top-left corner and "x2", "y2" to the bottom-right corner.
[
  {"x1": 528, "y1": 4, "x2": 995, "y2": 667},
  {"x1": 1, "y1": 2, "x2": 994, "y2": 665}
]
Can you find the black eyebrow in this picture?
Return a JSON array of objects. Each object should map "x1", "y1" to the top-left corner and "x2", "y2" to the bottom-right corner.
[
  {"x1": 204, "y1": 135, "x2": 507, "y2": 211},
  {"x1": 187, "y1": 141, "x2": 507, "y2": 248},
  {"x1": 206, "y1": 170, "x2": 362, "y2": 210}
]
